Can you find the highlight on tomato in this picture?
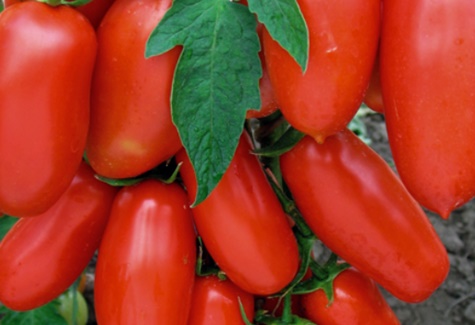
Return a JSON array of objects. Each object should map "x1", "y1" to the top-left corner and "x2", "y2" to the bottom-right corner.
[
  {"x1": 0, "y1": 1, "x2": 96, "y2": 216},
  {"x1": 94, "y1": 179, "x2": 196, "y2": 324}
]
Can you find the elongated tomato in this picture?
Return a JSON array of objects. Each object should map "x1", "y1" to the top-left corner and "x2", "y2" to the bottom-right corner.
[
  {"x1": 262, "y1": 0, "x2": 380, "y2": 143},
  {"x1": 0, "y1": 2, "x2": 96, "y2": 216},
  {"x1": 0, "y1": 162, "x2": 117, "y2": 311},
  {"x1": 95, "y1": 180, "x2": 196, "y2": 324},
  {"x1": 188, "y1": 275, "x2": 255, "y2": 325},
  {"x1": 86, "y1": 0, "x2": 182, "y2": 179},
  {"x1": 177, "y1": 133, "x2": 300, "y2": 295},
  {"x1": 301, "y1": 268, "x2": 400, "y2": 325},
  {"x1": 380, "y1": 0, "x2": 475, "y2": 219},
  {"x1": 280, "y1": 129, "x2": 449, "y2": 303}
]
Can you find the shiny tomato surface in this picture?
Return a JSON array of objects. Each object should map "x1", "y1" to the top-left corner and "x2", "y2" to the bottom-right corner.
[
  {"x1": 0, "y1": 2, "x2": 96, "y2": 216},
  {"x1": 95, "y1": 180, "x2": 196, "y2": 324},
  {"x1": 280, "y1": 129, "x2": 449, "y2": 303},
  {"x1": 86, "y1": 0, "x2": 182, "y2": 179},
  {"x1": 262, "y1": 0, "x2": 380, "y2": 142},
  {"x1": 177, "y1": 133, "x2": 300, "y2": 295},
  {"x1": 380, "y1": 0, "x2": 475, "y2": 218},
  {"x1": 0, "y1": 162, "x2": 117, "y2": 311},
  {"x1": 188, "y1": 275, "x2": 255, "y2": 325},
  {"x1": 3, "y1": 0, "x2": 115, "y2": 28},
  {"x1": 301, "y1": 268, "x2": 400, "y2": 325}
]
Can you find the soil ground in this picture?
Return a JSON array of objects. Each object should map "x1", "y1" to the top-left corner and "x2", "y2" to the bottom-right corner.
[{"x1": 82, "y1": 111, "x2": 475, "y2": 324}]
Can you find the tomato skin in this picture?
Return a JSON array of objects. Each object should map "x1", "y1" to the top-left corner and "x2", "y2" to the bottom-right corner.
[
  {"x1": 363, "y1": 49, "x2": 384, "y2": 113},
  {"x1": 0, "y1": 2, "x2": 96, "y2": 216},
  {"x1": 188, "y1": 275, "x2": 255, "y2": 325},
  {"x1": 176, "y1": 133, "x2": 300, "y2": 295},
  {"x1": 262, "y1": 0, "x2": 380, "y2": 142},
  {"x1": 94, "y1": 180, "x2": 196, "y2": 324},
  {"x1": 86, "y1": 0, "x2": 182, "y2": 179},
  {"x1": 0, "y1": 162, "x2": 117, "y2": 311},
  {"x1": 380, "y1": 0, "x2": 475, "y2": 219},
  {"x1": 301, "y1": 268, "x2": 400, "y2": 325},
  {"x1": 75, "y1": 0, "x2": 116, "y2": 28},
  {"x1": 3, "y1": 0, "x2": 115, "y2": 28},
  {"x1": 280, "y1": 129, "x2": 449, "y2": 303}
]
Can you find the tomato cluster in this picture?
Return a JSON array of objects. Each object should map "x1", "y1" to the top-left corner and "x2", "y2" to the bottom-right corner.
[{"x1": 0, "y1": 0, "x2": 466, "y2": 323}]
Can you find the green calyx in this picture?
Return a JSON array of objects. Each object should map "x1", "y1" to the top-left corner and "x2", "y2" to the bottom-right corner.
[{"x1": 36, "y1": 0, "x2": 92, "y2": 7}]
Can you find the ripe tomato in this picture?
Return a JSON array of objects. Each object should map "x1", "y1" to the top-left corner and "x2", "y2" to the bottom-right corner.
[
  {"x1": 85, "y1": 0, "x2": 182, "y2": 179},
  {"x1": 176, "y1": 133, "x2": 300, "y2": 295},
  {"x1": 301, "y1": 268, "x2": 400, "y2": 325},
  {"x1": 95, "y1": 180, "x2": 196, "y2": 324},
  {"x1": 280, "y1": 129, "x2": 449, "y2": 303},
  {"x1": 380, "y1": 0, "x2": 475, "y2": 218},
  {"x1": 188, "y1": 275, "x2": 255, "y2": 325},
  {"x1": 262, "y1": 0, "x2": 380, "y2": 143},
  {"x1": 0, "y1": 162, "x2": 117, "y2": 311},
  {"x1": 3, "y1": 0, "x2": 115, "y2": 28},
  {"x1": 0, "y1": 2, "x2": 96, "y2": 216},
  {"x1": 363, "y1": 49, "x2": 384, "y2": 113}
]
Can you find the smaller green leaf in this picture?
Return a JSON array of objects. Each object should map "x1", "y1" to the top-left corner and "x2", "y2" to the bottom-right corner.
[
  {"x1": 36, "y1": 0, "x2": 91, "y2": 6},
  {"x1": 95, "y1": 175, "x2": 144, "y2": 187},
  {"x1": 0, "y1": 2, "x2": 4, "y2": 12},
  {"x1": 254, "y1": 127, "x2": 304, "y2": 158},
  {"x1": 0, "y1": 301, "x2": 67, "y2": 325},
  {"x1": 0, "y1": 215, "x2": 18, "y2": 241},
  {"x1": 248, "y1": 0, "x2": 309, "y2": 71}
]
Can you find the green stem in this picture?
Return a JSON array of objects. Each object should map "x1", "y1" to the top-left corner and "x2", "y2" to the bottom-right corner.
[{"x1": 281, "y1": 293, "x2": 293, "y2": 323}]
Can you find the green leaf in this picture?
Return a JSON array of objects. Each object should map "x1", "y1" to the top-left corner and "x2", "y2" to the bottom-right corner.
[
  {"x1": 0, "y1": 2, "x2": 4, "y2": 12},
  {"x1": 248, "y1": 0, "x2": 308, "y2": 71},
  {"x1": 0, "y1": 215, "x2": 18, "y2": 241},
  {"x1": 0, "y1": 301, "x2": 67, "y2": 325},
  {"x1": 254, "y1": 126, "x2": 304, "y2": 158},
  {"x1": 146, "y1": 0, "x2": 261, "y2": 205}
]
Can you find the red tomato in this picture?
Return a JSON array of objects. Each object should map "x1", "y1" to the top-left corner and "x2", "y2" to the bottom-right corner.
[
  {"x1": 0, "y1": 162, "x2": 117, "y2": 311},
  {"x1": 188, "y1": 275, "x2": 255, "y2": 325},
  {"x1": 85, "y1": 0, "x2": 182, "y2": 179},
  {"x1": 75, "y1": 0, "x2": 116, "y2": 28},
  {"x1": 380, "y1": 0, "x2": 475, "y2": 219},
  {"x1": 176, "y1": 133, "x2": 300, "y2": 295},
  {"x1": 95, "y1": 180, "x2": 196, "y2": 324},
  {"x1": 262, "y1": 0, "x2": 380, "y2": 143},
  {"x1": 301, "y1": 268, "x2": 400, "y2": 325},
  {"x1": 3, "y1": 0, "x2": 115, "y2": 28},
  {"x1": 363, "y1": 49, "x2": 384, "y2": 113},
  {"x1": 246, "y1": 24, "x2": 279, "y2": 119},
  {"x1": 0, "y1": 2, "x2": 96, "y2": 216},
  {"x1": 280, "y1": 129, "x2": 449, "y2": 303}
]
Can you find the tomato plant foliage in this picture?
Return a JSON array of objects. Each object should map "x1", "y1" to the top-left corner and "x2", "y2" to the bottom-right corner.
[{"x1": 146, "y1": 0, "x2": 308, "y2": 205}]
